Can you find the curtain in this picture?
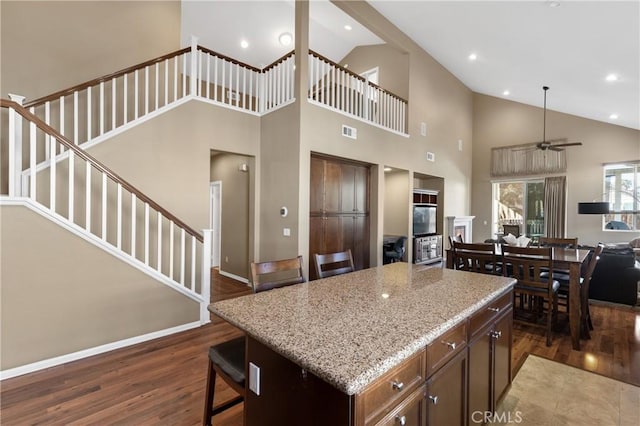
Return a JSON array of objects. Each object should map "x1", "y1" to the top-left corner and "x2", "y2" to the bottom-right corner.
[
  {"x1": 544, "y1": 176, "x2": 566, "y2": 237},
  {"x1": 491, "y1": 146, "x2": 567, "y2": 177}
]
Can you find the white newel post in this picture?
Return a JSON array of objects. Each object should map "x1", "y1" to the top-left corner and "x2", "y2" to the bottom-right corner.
[
  {"x1": 190, "y1": 35, "x2": 199, "y2": 96},
  {"x1": 8, "y1": 94, "x2": 25, "y2": 197},
  {"x1": 201, "y1": 229, "x2": 212, "y2": 324}
]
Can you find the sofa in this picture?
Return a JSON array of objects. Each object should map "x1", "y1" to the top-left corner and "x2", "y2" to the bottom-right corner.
[{"x1": 586, "y1": 243, "x2": 640, "y2": 306}]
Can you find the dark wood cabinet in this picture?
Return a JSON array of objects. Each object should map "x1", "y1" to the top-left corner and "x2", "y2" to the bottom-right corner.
[
  {"x1": 310, "y1": 155, "x2": 370, "y2": 280},
  {"x1": 426, "y1": 349, "x2": 467, "y2": 426},
  {"x1": 467, "y1": 293, "x2": 513, "y2": 425}
]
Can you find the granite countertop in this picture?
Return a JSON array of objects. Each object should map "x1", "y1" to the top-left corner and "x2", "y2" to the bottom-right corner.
[{"x1": 209, "y1": 262, "x2": 515, "y2": 395}]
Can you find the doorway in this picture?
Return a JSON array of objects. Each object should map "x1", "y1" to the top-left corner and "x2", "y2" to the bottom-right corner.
[{"x1": 210, "y1": 181, "x2": 222, "y2": 267}]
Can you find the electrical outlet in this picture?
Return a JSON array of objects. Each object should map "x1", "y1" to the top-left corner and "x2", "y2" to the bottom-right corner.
[
  {"x1": 225, "y1": 256, "x2": 229, "y2": 262},
  {"x1": 249, "y1": 362, "x2": 260, "y2": 395}
]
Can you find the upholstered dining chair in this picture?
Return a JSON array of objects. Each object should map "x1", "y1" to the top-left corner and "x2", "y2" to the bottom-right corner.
[
  {"x1": 314, "y1": 249, "x2": 355, "y2": 279},
  {"x1": 203, "y1": 256, "x2": 306, "y2": 425},
  {"x1": 451, "y1": 242, "x2": 500, "y2": 275},
  {"x1": 384, "y1": 236, "x2": 407, "y2": 263},
  {"x1": 502, "y1": 245, "x2": 559, "y2": 346}
]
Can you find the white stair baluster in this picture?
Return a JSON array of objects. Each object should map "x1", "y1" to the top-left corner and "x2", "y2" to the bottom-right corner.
[
  {"x1": 169, "y1": 221, "x2": 175, "y2": 280},
  {"x1": 180, "y1": 228, "x2": 186, "y2": 285},
  {"x1": 29, "y1": 120, "x2": 36, "y2": 200},
  {"x1": 131, "y1": 193, "x2": 137, "y2": 259},
  {"x1": 117, "y1": 183, "x2": 122, "y2": 249},
  {"x1": 85, "y1": 161, "x2": 91, "y2": 231},
  {"x1": 87, "y1": 86, "x2": 92, "y2": 143},
  {"x1": 144, "y1": 202, "x2": 149, "y2": 265},
  {"x1": 134, "y1": 70, "x2": 139, "y2": 120},
  {"x1": 102, "y1": 173, "x2": 107, "y2": 240},
  {"x1": 157, "y1": 212, "x2": 163, "y2": 273},
  {"x1": 191, "y1": 235, "x2": 196, "y2": 291},
  {"x1": 99, "y1": 82, "x2": 105, "y2": 135},
  {"x1": 111, "y1": 77, "x2": 116, "y2": 131},
  {"x1": 123, "y1": 74, "x2": 128, "y2": 124},
  {"x1": 68, "y1": 151, "x2": 75, "y2": 222}
]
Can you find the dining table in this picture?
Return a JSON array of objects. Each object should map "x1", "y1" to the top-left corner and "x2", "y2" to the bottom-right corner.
[{"x1": 446, "y1": 244, "x2": 591, "y2": 350}]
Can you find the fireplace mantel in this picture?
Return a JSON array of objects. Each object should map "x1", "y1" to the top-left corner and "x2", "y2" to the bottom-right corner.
[{"x1": 446, "y1": 216, "x2": 475, "y2": 243}]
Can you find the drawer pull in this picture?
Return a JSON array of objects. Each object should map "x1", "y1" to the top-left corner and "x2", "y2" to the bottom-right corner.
[
  {"x1": 391, "y1": 381, "x2": 404, "y2": 391},
  {"x1": 491, "y1": 330, "x2": 502, "y2": 339},
  {"x1": 428, "y1": 395, "x2": 439, "y2": 405},
  {"x1": 395, "y1": 415, "x2": 407, "y2": 425},
  {"x1": 442, "y1": 341, "x2": 456, "y2": 351},
  {"x1": 487, "y1": 307, "x2": 500, "y2": 312}
]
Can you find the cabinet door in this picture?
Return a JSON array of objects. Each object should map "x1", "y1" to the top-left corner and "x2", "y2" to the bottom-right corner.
[
  {"x1": 354, "y1": 165, "x2": 369, "y2": 213},
  {"x1": 468, "y1": 328, "x2": 492, "y2": 424},
  {"x1": 374, "y1": 385, "x2": 427, "y2": 426},
  {"x1": 426, "y1": 349, "x2": 466, "y2": 426},
  {"x1": 324, "y1": 161, "x2": 342, "y2": 213},
  {"x1": 341, "y1": 164, "x2": 356, "y2": 213},
  {"x1": 492, "y1": 309, "x2": 512, "y2": 406},
  {"x1": 310, "y1": 157, "x2": 325, "y2": 213},
  {"x1": 352, "y1": 215, "x2": 370, "y2": 271}
]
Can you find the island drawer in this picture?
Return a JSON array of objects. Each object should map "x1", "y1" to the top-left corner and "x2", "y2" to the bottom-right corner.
[
  {"x1": 358, "y1": 349, "x2": 426, "y2": 425},
  {"x1": 373, "y1": 384, "x2": 426, "y2": 426},
  {"x1": 468, "y1": 291, "x2": 513, "y2": 339},
  {"x1": 426, "y1": 320, "x2": 467, "y2": 377}
]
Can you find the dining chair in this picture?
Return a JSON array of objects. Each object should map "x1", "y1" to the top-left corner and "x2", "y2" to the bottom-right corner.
[
  {"x1": 502, "y1": 245, "x2": 559, "y2": 346},
  {"x1": 502, "y1": 224, "x2": 521, "y2": 237},
  {"x1": 551, "y1": 244, "x2": 604, "y2": 339},
  {"x1": 203, "y1": 256, "x2": 306, "y2": 425},
  {"x1": 538, "y1": 236, "x2": 578, "y2": 248},
  {"x1": 448, "y1": 234, "x2": 463, "y2": 249},
  {"x1": 314, "y1": 249, "x2": 355, "y2": 279},
  {"x1": 452, "y1": 242, "x2": 500, "y2": 275}
]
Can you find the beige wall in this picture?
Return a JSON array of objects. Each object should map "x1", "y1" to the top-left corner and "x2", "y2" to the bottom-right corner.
[
  {"x1": 472, "y1": 93, "x2": 640, "y2": 245},
  {"x1": 340, "y1": 43, "x2": 410, "y2": 101},
  {"x1": 210, "y1": 153, "x2": 253, "y2": 279},
  {"x1": 384, "y1": 170, "x2": 411, "y2": 237},
  {"x1": 0, "y1": 1, "x2": 181, "y2": 100},
  {"x1": 0, "y1": 205, "x2": 199, "y2": 370}
]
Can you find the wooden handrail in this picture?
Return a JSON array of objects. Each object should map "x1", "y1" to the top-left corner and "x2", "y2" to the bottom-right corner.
[
  {"x1": 262, "y1": 50, "x2": 295, "y2": 72},
  {"x1": 196, "y1": 45, "x2": 262, "y2": 72},
  {"x1": 24, "y1": 47, "x2": 191, "y2": 108},
  {"x1": 308, "y1": 50, "x2": 407, "y2": 103},
  {"x1": 1, "y1": 99, "x2": 203, "y2": 242}
]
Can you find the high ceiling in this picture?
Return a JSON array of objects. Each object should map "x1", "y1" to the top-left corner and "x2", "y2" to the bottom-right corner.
[{"x1": 182, "y1": 0, "x2": 640, "y2": 130}]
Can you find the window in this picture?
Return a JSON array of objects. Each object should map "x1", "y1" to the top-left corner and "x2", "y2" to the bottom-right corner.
[
  {"x1": 603, "y1": 163, "x2": 640, "y2": 231},
  {"x1": 492, "y1": 180, "x2": 545, "y2": 237}
]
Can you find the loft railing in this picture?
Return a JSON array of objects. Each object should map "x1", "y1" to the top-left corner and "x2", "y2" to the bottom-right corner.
[
  {"x1": 308, "y1": 50, "x2": 407, "y2": 135},
  {"x1": 22, "y1": 44, "x2": 296, "y2": 157},
  {"x1": 2, "y1": 99, "x2": 209, "y2": 314}
]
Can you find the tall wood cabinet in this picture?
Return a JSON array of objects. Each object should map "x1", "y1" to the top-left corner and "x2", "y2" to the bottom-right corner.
[{"x1": 310, "y1": 155, "x2": 370, "y2": 280}]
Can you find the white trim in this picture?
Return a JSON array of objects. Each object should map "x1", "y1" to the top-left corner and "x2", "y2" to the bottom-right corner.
[
  {"x1": 218, "y1": 269, "x2": 250, "y2": 285},
  {"x1": 209, "y1": 181, "x2": 222, "y2": 268},
  {"x1": 0, "y1": 197, "x2": 203, "y2": 304},
  {"x1": 0, "y1": 321, "x2": 202, "y2": 381}
]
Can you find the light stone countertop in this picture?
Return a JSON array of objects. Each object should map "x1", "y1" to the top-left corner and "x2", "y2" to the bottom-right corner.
[{"x1": 209, "y1": 262, "x2": 515, "y2": 395}]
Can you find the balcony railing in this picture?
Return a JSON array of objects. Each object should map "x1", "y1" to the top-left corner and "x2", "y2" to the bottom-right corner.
[{"x1": 308, "y1": 50, "x2": 407, "y2": 135}]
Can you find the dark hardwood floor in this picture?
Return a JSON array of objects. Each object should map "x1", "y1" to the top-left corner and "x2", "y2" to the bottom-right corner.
[{"x1": 1, "y1": 270, "x2": 638, "y2": 425}]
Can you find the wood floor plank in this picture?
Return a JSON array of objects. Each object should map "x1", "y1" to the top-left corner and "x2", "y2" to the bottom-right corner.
[{"x1": 1, "y1": 272, "x2": 638, "y2": 424}]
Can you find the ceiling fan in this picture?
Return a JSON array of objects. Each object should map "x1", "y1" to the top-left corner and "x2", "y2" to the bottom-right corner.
[{"x1": 517, "y1": 86, "x2": 583, "y2": 152}]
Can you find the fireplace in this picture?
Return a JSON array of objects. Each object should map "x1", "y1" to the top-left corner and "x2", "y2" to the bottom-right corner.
[{"x1": 446, "y1": 216, "x2": 475, "y2": 244}]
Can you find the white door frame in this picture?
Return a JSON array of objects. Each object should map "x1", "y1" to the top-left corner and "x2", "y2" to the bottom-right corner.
[{"x1": 210, "y1": 181, "x2": 222, "y2": 267}]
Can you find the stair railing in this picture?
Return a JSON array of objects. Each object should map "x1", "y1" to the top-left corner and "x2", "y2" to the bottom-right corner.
[
  {"x1": 2, "y1": 99, "x2": 209, "y2": 316},
  {"x1": 308, "y1": 50, "x2": 407, "y2": 135}
]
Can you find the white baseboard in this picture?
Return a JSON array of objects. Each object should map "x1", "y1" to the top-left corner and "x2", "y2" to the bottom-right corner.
[
  {"x1": 218, "y1": 269, "x2": 250, "y2": 285},
  {"x1": 0, "y1": 321, "x2": 202, "y2": 381}
]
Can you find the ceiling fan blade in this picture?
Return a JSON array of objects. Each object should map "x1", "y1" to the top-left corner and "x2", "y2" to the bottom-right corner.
[
  {"x1": 548, "y1": 146, "x2": 564, "y2": 152},
  {"x1": 529, "y1": 138, "x2": 568, "y2": 145},
  {"x1": 551, "y1": 142, "x2": 583, "y2": 148}
]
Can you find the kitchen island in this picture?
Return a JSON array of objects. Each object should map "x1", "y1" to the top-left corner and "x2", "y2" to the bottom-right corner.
[{"x1": 209, "y1": 262, "x2": 516, "y2": 425}]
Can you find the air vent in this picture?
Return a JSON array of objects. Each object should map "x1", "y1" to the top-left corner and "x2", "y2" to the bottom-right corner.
[
  {"x1": 342, "y1": 125, "x2": 357, "y2": 139},
  {"x1": 426, "y1": 152, "x2": 435, "y2": 162}
]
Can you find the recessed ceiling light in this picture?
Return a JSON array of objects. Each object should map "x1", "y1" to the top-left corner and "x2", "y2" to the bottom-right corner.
[
  {"x1": 547, "y1": 1, "x2": 561, "y2": 7},
  {"x1": 384, "y1": 167, "x2": 392, "y2": 172},
  {"x1": 503, "y1": 90, "x2": 510, "y2": 96},
  {"x1": 344, "y1": 25, "x2": 352, "y2": 31},
  {"x1": 240, "y1": 40, "x2": 249, "y2": 49},
  {"x1": 605, "y1": 73, "x2": 618, "y2": 82},
  {"x1": 609, "y1": 113, "x2": 619, "y2": 120},
  {"x1": 468, "y1": 53, "x2": 477, "y2": 61},
  {"x1": 279, "y1": 32, "x2": 293, "y2": 46}
]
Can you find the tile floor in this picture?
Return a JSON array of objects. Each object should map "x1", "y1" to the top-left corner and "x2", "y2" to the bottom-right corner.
[{"x1": 495, "y1": 354, "x2": 640, "y2": 426}]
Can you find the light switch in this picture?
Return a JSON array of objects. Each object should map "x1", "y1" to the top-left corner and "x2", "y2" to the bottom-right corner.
[
  {"x1": 249, "y1": 362, "x2": 260, "y2": 395},
  {"x1": 283, "y1": 228, "x2": 291, "y2": 237}
]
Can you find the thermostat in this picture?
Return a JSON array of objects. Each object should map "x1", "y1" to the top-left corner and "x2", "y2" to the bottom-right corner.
[{"x1": 280, "y1": 206, "x2": 288, "y2": 217}]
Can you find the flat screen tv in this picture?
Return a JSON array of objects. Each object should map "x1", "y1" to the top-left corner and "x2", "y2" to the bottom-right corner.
[{"x1": 413, "y1": 205, "x2": 437, "y2": 235}]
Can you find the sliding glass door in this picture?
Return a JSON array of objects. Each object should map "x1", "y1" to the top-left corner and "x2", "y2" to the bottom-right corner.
[{"x1": 492, "y1": 180, "x2": 544, "y2": 238}]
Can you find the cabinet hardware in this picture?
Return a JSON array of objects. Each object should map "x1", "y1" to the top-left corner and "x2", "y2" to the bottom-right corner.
[
  {"x1": 491, "y1": 331, "x2": 502, "y2": 339},
  {"x1": 442, "y1": 341, "x2": 456, "y2": 350},
  {"x1": 391, "y1": 381, "x2": 404, "y2": 391},
  {"x1": 428, "y1": 395, "x2": 439, "y2": 405},
  {"x1": 487, "y1": 307, "x2": 500, "y2": 312},
  {"x1": 395, "y1": 415, "x2": 407, "y2": 425}
]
